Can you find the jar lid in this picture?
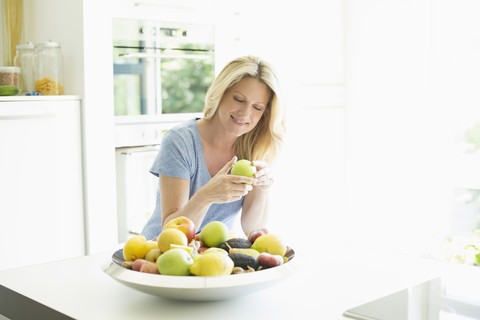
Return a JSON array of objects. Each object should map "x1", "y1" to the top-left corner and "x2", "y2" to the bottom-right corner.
[
  {"x1": 16, "y1": 42, "x2": 35, "y2": 49},
  {"x1": 0, "y1": 66, "x2": 20, "y2": 73},
  {"x1": 36, "y1": 41, "x2": 61, "y2": 48}
]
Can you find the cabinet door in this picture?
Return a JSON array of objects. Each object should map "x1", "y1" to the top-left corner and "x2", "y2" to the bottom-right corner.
[
  {"x1": 0, "y1": 100, "x2": 85, "y2": 270},
  {"x1": 115, "y1": 146, "x2": 159, "y2": 243}
]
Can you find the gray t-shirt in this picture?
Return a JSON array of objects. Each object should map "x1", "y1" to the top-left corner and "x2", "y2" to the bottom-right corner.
[{"x1": 141, "y1": 118, "x2": 243, "y2": 240}]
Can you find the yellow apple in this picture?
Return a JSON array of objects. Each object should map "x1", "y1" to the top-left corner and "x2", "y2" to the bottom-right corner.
[{"x1": 157, "y1": 228, "x2": 188, "y2": 253}]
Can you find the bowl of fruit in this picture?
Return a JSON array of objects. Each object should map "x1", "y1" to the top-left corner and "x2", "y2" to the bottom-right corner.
[{"x1": 103, "y1": 218, "x2": 296, "y2": 301}]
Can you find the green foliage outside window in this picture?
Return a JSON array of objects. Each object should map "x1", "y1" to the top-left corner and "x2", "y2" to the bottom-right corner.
[{"x1": 161, "y1": 57, "x2": 214, "y2": 114}]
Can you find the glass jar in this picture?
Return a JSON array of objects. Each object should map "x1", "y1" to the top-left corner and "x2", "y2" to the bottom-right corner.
[
  {"x1": 35, "y1": 41, "x2": 64, "y2": 95},
  {"x1": 14, "y1": 42, "x2": 36, "y2": 93},
  {"x1": 0, "y1": 66, "x2": 20, "y2": 86}
]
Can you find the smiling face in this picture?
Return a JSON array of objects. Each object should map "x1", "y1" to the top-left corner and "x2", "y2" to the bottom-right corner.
[{"x1": 214, "y1": 77, "x2": 271, "y2": 138}]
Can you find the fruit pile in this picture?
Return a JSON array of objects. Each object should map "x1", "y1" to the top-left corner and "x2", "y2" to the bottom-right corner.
[{"x1": 121, "y1": 217, "x2": 289, "y2": 276}]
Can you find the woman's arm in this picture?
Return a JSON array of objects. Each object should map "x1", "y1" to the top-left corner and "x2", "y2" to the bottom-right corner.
[
  {"x1": 159, "y1": 175, "x2": 209, "y2": 229},
  {"x1": 240, "y1": 188, "x2": 270, "y2": 235},
  {"x1": 240, "y1": 160, "x2": 274, "y2": 235},
  {"x1": 161, "y1": 156, "x2": 255, "y2": 229}
]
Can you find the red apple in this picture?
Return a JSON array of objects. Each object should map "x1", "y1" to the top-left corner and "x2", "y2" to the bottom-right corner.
[
  {"x1": 164, "y1": 216, "x2": 196, "y2": 243},
  {"x1": 248, "y1": 228, "x2": 268, "y2": 243}
]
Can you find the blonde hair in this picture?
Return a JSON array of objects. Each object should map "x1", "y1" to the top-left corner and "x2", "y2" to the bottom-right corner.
[{"x1": 203, "y1": 56, "x2": 286, "y2": 164}]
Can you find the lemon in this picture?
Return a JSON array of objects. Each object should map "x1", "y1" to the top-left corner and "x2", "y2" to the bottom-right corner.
[
  {"x1": 190, "y1": 252, "x2": 234, "y2": 276},
  {"x1": 123, "y1": 235, "x2": 148, "y2": 261},
  {"x1": 251, "y1": 234, "x2": 286, "y2": 257}
]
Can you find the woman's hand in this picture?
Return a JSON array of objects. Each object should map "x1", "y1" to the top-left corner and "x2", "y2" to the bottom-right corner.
[
  {"x1": 252, "y1": 160, "x2": 274, "y2": 191},
  {"x1": 240, "y1": 160, "x2": 273, "y2": 234},
  {"x1": 200, "y1": 156, "x2": 255, "y2": 203}
]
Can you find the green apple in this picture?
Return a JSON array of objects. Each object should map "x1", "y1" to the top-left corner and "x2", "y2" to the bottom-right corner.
[
  {"x1": 231, "y1": 159, "x2": 256, "y2": 179},
  {"x1": 200, "y1": 221, "x2": 229, "y2": 248},
  {"x1": 156, "y1": 248, "x2": 193, "y2": 276}
]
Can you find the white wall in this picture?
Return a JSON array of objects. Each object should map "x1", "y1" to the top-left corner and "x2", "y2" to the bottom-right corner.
[
  {"x1": 81, "y1": 0, "x2": 119, "y2": 254},
  {"x1": 23, "y1": 0, "x2": 84, "y2": 96},
  {"x1": 344, "y1": 0, "x2": 442, "y2": 255},
  {"x1": 343, "y1": 0, "x2": 480, "y2": 256}
]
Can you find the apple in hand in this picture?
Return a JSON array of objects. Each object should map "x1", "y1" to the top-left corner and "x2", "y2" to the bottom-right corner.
[
  {"x1": 248, "y1": 228, "x2": 268, "y2": 243},
  {"x1": 231, "y1": 159, "x2": 256, "y2": 181},
  {"x1": 164, "y1": 216, "x2": 196, "y2": 242}
]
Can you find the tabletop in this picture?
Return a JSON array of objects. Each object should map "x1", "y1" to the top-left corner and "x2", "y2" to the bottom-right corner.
[{"x1": 0, "y1": 242, "x2": 444, "y2": 320}]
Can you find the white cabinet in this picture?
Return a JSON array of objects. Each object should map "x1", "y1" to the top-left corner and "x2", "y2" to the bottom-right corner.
[{"x1": 0, "y1": 96, "x2": 85, "y2": 271}]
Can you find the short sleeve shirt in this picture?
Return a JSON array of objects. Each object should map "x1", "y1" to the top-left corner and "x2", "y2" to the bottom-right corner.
[{"x1": 140, "y1": 118, "x2": 243, "y2": 240}]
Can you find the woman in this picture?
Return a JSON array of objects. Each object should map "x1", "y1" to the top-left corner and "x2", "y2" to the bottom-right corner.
[{"x1": 141, "y1": 56, "x2": 286, "y2": 240}]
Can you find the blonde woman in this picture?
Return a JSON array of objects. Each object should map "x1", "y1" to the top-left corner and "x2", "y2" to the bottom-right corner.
[{"x1": 141, "y1": 56, "x2": 286, "y2": 240}]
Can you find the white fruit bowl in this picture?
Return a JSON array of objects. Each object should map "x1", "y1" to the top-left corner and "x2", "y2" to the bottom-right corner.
[{"x1": 103, "y1": 247, "x2": 296, "y2": 301}]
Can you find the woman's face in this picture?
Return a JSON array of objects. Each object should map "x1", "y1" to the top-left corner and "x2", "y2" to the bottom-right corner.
[{"x1": 216, "y1": 77, "x2": 270, "y2": 137}]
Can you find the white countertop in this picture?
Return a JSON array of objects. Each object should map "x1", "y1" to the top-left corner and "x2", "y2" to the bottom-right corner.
[
  {"x1": 0, "y1": 242, "x2": 450, "y2": 320},
  {"x1": 0, "y1": 95, "x2": 81, "y2": 102}
]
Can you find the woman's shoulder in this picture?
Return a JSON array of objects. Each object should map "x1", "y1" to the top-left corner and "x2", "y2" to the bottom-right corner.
[
  {"x1": 162, "y1": 118, "x2": 197, "y2": 140},
  {"x1": 161, "y1": 118, "x2": 201, "y2": 151},
  {"x1": 166, "y1": 118, "x2": 199, "y2": 135},
  {"x1": 152, "y1": 118, "x2": 201, "y2": 176}
]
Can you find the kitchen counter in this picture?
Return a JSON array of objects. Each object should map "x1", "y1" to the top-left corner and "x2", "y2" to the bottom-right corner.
[
  {"x1": 0, "y1": 243, "x2": 446, "y2": 320},
  {"x1": 0, "y1": 95, "x2": 81, "y2": 102}
]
